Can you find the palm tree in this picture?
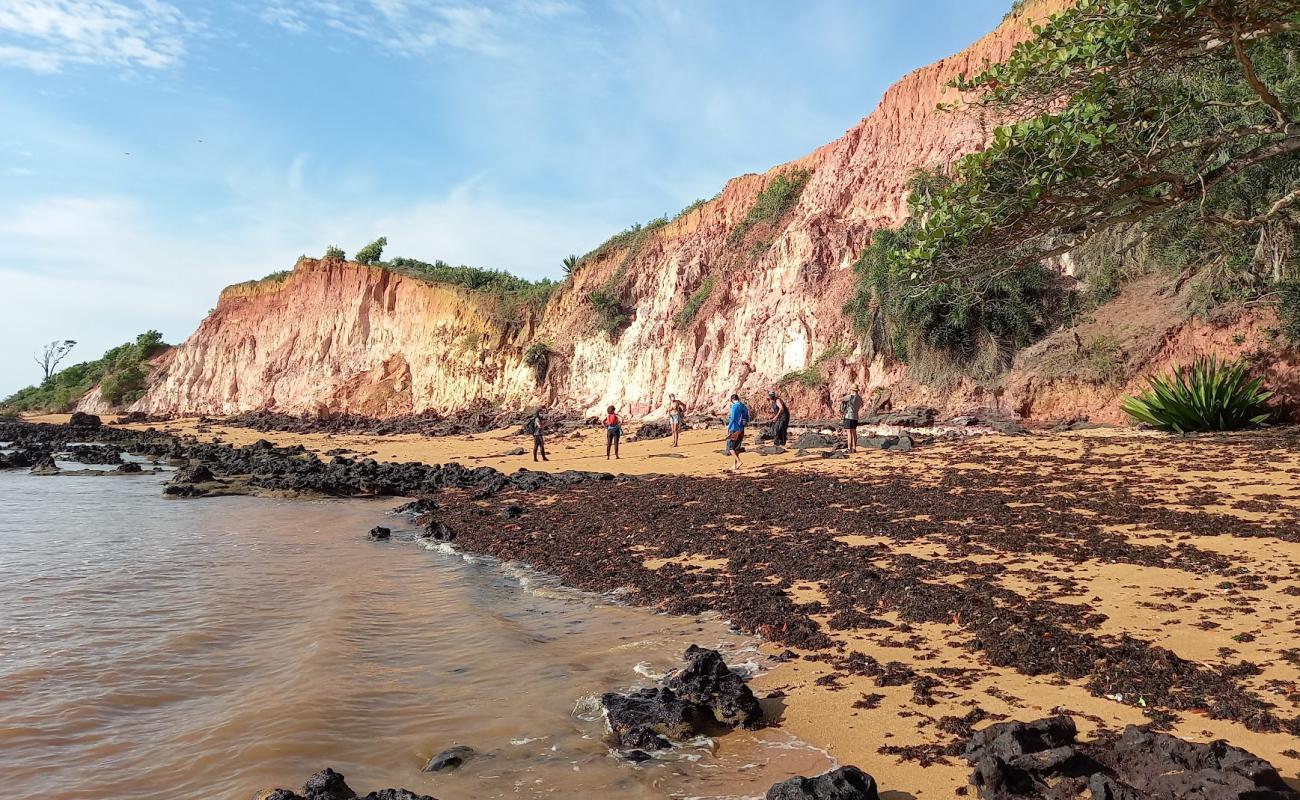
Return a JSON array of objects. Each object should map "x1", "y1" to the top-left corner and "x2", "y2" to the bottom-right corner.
[{"x1": 562, "y1": 255, "x2": 579, "y2": 278}]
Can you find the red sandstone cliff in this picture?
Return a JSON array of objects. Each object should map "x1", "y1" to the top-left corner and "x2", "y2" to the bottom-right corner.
[{"x1": 116, "y1": 0, "x2": 1299, "y2": 423}]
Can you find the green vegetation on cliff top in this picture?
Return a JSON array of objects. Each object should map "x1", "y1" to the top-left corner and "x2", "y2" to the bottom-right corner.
[{"x1": 2, "y1": 331, "x2": 169, "y2": 413}]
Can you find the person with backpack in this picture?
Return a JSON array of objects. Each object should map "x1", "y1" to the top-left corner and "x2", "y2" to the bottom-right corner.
[
  {"x1": 840, "y1": 387, "x2": 863, "y2": 454},
  {"x1": 668, "y1": 393, "x2": 687, "y2": 447},
  {"x1": 604, "y1": 405, "x2": 623, "y2": 460},
  {"x1": 767, "y1": 391, "x2": 790, "y2": 446},
  {"x1": 525, "y1": 408, "x2": 549, "y2": 462},
  {"x1": 724, "y1": 393, "x2": 749, "y2": 471}
]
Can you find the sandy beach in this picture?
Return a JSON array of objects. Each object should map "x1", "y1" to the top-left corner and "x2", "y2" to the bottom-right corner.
[{"x1": 30, "y1": 413, "x2": 1300, "y2": 796}]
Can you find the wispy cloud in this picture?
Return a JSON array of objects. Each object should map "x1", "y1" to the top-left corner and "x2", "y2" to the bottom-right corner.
[
  {"x1": 259, "y1": 0, "x2": 578, "y2": 58},
  {"x1": 0, "y1": 0, "x2": 193, "y2": 73}
]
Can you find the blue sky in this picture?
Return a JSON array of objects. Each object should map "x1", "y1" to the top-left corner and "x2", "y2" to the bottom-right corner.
[{"x1": 0, "y1": 0, "x2": 1010, "y2": 396}]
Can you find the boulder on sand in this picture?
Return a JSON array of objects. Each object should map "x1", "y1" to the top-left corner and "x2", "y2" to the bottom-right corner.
[
  {"x1": 68, "y1": 411, "x2": 101, "y2": 430},
  {"x1": 794, "y1": 432, "x2": 836, "y2": 450},
  {"x1": 665, "y1": 644, "x2": 764, "y2": 729},
  {"x1": 964, "y1": 716, "x2": 1300, "y2": 800},
  {"x1": 367, "y1": 526, "x2": 391, "y2": 541},
  {"x1": 766, "y1": 766, "x2": 880, "y2": 800},
  {"x1": 634, "y1": 421, "x2": 674, "y2": 440}
]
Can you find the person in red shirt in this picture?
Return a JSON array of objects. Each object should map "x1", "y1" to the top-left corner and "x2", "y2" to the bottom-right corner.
[{"x1": 604, "y1": 405, "x2": 623, "y2": 460}]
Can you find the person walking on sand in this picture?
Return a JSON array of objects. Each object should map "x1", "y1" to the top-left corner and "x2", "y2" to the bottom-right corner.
[
  {"x1": 840, "y1": 387, "x2": 863, "y2": 454},
  {"x1": 526, "y1": 407, "x2": 549, "y2": 462},
  {"x1": 668, "y1": 393, "x2": 686, "y2": 447},
  {"x1": 604, "y1": 405, "x2": 623, "y2": 460},
  {"x1": 767, "y1": 391, "x2": 790, "y2": 447},
  {"x1": 724, "y1": 393, "x2": 750, "y2": 471}
]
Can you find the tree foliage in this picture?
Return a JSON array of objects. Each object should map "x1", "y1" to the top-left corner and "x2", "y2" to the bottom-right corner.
[
  {"x1": 849, "y1": 0, "x2": 1300, "y2": 381},
  {"x1": 355, "y1": 236, "x2": 387, "y2": 266},
  {"x1": 908, "y1": 0, "x2": 1300, "y2": 286},
  {"x1": 3, "y1": 331, "x2": 167, "y2": 412},
  {"x1": 34, "y1": 339, "x2": 76, "y2": 381},
  {"x1": 324, "y1": 245, "x2": 346, "y2": 260}
]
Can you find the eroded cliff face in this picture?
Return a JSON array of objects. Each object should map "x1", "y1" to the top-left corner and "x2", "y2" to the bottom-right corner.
[{"x1": 135, "y1": 0, "x2": 1251, "y2": 423}]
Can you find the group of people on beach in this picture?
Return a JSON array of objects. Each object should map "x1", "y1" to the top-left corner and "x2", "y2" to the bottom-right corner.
[{"x1": 523, "y1": 386, "x2": 866, "y2": 471}]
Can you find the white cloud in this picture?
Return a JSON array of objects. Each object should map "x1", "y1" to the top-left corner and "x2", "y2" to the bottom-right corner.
[
  {"x1": 259, "y1": 0, "x2": 577, "y2": 58},
  {"x1": 0, "y1": 0, "x2": 192, "y2": 73}
]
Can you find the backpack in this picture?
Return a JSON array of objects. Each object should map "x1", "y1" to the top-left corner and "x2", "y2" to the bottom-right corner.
[{"x1": 524, "y1": 417, "x2": 538, "y2": 436}]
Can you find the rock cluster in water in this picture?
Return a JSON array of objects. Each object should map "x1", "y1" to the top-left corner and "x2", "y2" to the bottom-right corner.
[
  {"x1": 600, "y1": 646, "x2": 764, "y2": 755},
  {"x1": 259, "y1": 768, "x2": 434, "y2": 800}
]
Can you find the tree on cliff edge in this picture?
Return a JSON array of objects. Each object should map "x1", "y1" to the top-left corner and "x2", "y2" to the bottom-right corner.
[
  {"x1": 355, "y1": 237, "x2": 387, "y2": 266},
  {"x1": 853, "y1": 0, "x2": 1300, "y2": 374},
  {"x1": 35, "y1": 340, "x2": 76, "y2": 381}
]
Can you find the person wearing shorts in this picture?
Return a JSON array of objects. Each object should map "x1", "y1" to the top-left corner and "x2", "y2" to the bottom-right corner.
[
  {"x1": 604, "y1": 405, "x2": 622, "y2": 460},
  {"x1": 668, "y1": 393, "x2": 686, "y2": 447},
  {"x1": 724, "y1": 393, "x2": 749, "y2": 471},
  {"x1": 840, "y1": 388, "x2": 863, "y2": 453}
]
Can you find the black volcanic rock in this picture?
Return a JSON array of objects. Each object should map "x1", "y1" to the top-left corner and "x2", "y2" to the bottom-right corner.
[
  {"x1": 766, "y1": 766, "x2": 880, "y2": 800},
  {"x1": 68, "y1": 412, "x2": 101, "y2": 430},
  {"x1": 601, "y1": 687, "x2": 710, "y2": 750},
  {"x1": 665, "y1": 645, "x2": 764, "y2": 729}
]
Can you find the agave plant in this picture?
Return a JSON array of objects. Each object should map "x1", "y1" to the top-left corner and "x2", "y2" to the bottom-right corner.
[{"x1": 1121, "y1": 356, "x2": 1271, "y2": 433}]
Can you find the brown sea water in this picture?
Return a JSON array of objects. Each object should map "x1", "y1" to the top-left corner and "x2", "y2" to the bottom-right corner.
[{"x1": 0, "y1": 463, "x2": 832, "y2": 799}]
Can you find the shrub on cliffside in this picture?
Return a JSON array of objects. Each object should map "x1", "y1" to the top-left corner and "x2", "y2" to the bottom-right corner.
[
  {"x1": 323, "y1": 245, "x2": 346, "y2": 260},
  {"x1": 848, "y1": 0, "x2": 1300, "y2": 382},
  {"x1": 588, "y1": 289, "x2": 630, "y2": 338},
  {"x1": 2, "y1": 331, "x2": 168, "y2": 413},
  {"x1": 728, "y1": 168, "x2": 810, "y2": 247},
  {"x1": 846, "y1": 213, "x2": 1065, "y2": 380},
  {"x1": 524, "y1": 342, "x2": 553, "y2": 383}
]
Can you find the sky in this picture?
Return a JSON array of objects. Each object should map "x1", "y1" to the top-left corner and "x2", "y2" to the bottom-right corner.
[{"x1": 0, "y1": 0, "x2": 1011, "y2": 396}]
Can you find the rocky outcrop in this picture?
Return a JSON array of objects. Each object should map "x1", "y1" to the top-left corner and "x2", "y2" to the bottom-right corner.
[
  {"x1": 116, "y1": 1, "x2": 1299, "y2": 424},
  {"x1": 964, "y1": 716, "x2": 1300, "y2": 800},
  {"x1": 601, "y1": 646, "x2": 765, "y2": 753},
  {"x1": 126, "y1": 2, "x2": 1108, "y2": 423},
  {"x1": 766, "y1": 767, "x2": 880, "y2": 800}
]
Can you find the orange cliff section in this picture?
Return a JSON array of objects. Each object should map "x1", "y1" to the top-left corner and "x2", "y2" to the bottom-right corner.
[{"x1": 131, "y1": 2, "x2": 1108, "y2": 421}]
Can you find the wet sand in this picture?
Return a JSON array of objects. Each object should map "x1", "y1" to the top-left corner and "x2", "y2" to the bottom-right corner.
[{"x1": 29, "y1": 414, "x2": 1300, "y2": 796}]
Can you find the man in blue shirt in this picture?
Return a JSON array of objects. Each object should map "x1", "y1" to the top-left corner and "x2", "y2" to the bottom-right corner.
[{"x1": 725, "y1": 393, "x2": 750, "y2": 470}]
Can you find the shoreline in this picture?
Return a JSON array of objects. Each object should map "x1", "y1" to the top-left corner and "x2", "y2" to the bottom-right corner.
[{"x1": 8, "y1": 414, "x2": 1300, "y2": 797}]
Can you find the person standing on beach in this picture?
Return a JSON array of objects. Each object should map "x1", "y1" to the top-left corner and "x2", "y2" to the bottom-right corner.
[
  {"x1": 767, "y1": 391, "x2": 790, "y2": 446},
  {"x1": 668, "y1": 393, "x2": 686, "y2": 447},
  {"x1": 527, "y1": 408, "x2": 549, "y2": 462},
  {"x1": 725, "y1": 393, "x2": 749, "y2": 471},
  {"x1": 840, "y1": 387, "x2": 862, "y2": 454},
  {"x1": 604, "y1": 405, "x2": 623, "y2": 460}
]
